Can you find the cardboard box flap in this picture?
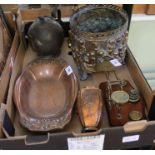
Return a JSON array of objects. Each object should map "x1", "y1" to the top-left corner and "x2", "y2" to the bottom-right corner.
[
  {"x1": 101, "y1": 123, "x2": 155, "y2": 149},
  {"x1": 0, "y1": 132, "x2": 73, "y2": 149},
  {"x1": 25, "y1": 134, "x2": 49, "y2": 145},
  {"x1": 123, "y1": 120, "x2": 155, "y2": 133},
  {"x1": 1, "y1": 106, "x2": 155, "y2": 149},
  {"x1": 1, "y1": 123, "x2": 155, "y2": 149}
]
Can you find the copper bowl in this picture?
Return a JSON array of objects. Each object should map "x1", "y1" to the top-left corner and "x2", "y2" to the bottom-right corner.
[{"x1": 14, "y1": 58, "x2": 78, "y2": 132}]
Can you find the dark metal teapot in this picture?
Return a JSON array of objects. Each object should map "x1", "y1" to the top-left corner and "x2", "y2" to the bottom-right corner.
[{"x1": 28, "y1": 16, "x2": 64, "y2": 56}]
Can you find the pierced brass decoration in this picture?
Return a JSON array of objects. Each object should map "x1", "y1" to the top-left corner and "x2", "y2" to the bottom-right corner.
[{"x1": 69, "y1": 5, "x2": 128, "y2": 79}]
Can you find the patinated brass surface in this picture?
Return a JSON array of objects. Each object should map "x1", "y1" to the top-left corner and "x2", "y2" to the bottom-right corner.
[
  {"x1": 111, "y1": 90, "x2": 129, "y2": 105},
  {"x1": 69, "y1": 5, "x2": 128, "y2": 79},
  {"x1": 14, "y1": 57, "x2": 78, "y2": 132},
  {"x1": 128, "y1": 89, "x2": 140, "y2": 102},
  {"x1": 77, "y1": 87, "x2": 103, "y2": 131},
  {"x1": 129, "y1": 110, "x2": 143, "y2": 121}
]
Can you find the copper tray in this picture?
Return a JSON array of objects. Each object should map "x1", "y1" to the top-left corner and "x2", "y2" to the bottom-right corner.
[
  {"x1": 14, "y1": 58, "x2": 78, "y2": 132},
  {"x1": 77, "y1": 87, "x2": 103, "y2": 131}
]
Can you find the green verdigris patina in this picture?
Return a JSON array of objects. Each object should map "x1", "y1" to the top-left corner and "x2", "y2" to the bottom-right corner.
[{"x1": 69, "y1": 5, "x2": 128, "y2": 80}]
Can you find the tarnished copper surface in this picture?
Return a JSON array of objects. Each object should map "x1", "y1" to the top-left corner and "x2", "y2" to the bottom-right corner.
[
  {"x1": 77, "y1": 87, "x2": 103, "y2": 131},
  {"x1": 14, "y1": 57, "x2": 78, "y2": 132},
  {"x1": 99, "y1": 80, "x2": 145, "y2": 126}
]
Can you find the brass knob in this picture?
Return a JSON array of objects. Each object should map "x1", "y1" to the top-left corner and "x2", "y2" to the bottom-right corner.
[
  {"x1": 111, "y1": 90, "x2": 129, "y2": 105},
  {"x1": 129, "y1": 110, "x2": 143, "y2": 121}
]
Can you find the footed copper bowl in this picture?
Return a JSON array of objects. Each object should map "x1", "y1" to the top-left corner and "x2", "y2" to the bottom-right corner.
[{"x1": 14, "y1": 58, "x2": 78, "y2": 132}]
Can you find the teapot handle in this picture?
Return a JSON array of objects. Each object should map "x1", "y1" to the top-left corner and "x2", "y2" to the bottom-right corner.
[
  {"x1": 50, "y1": 4, "x2": 62, "y2": 22},
  {"x1": 38, "y1": 16, "x2": 46, "y2": 22}
]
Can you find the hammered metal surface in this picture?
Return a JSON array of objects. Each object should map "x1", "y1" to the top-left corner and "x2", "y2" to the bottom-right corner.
[
  {"x1": 14, "y1": 58, "x2": 78, "y2": 132},
  {"x1": 77, "y1": 87, "x2": 103, "y2": 131}
]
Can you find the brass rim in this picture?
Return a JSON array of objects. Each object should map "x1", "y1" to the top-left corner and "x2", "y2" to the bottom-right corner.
[
  {"x1": 129, "y1": 110, "x2": 143, "y2": 121},
  {"x1": 111, "y1": 90, "x2": 129, "y2": 105}
]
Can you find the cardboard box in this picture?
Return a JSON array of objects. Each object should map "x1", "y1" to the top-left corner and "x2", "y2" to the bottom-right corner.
[
  {"x1": 0, "y1": 32, "x2": 19, "y2": 104},
  {"x1": 0, "y1": 11, "x2": 19, "y2": 100},
  {"x1": 0, "y1": 37, "x2": 155, "y2": 149},
  {"x1": 0, "y1": 7, "x2": 155, "y2": 150},
  {"x1": 0, "y1": 11, "x2": 19, "y2": 105},
  {"x1": 127, "y1": 52, "x2": 155, "y2": 120},
  {"x1": 0, "y1": 11, "x2": 20, "y2": 138}
]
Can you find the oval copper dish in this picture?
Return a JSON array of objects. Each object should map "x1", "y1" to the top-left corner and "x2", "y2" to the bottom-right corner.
[{"x1": 14, "y1": 58, "x2": 78, "y2": 132}]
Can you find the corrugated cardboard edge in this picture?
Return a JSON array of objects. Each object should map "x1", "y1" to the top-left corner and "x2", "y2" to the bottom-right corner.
[
  {"x1": 5, "y1": 42, "x2": 26, "y2": 124},
  {"x1": 0, "y1": 103, "x2": 6, "y2": 138},
  {"x1": 0, "y1": 32, "x2": 19, "y2": 104},
  {"x1": 126, "y1": 47, "x2": 153, "y2": 112},
  {"x1": 123, "y1": 120, "x2": 154, "y2": 133}
]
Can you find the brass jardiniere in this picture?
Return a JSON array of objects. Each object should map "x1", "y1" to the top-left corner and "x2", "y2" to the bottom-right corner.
[{"x1": 69, "y1": 4, "x2": 128, "y2": 80}]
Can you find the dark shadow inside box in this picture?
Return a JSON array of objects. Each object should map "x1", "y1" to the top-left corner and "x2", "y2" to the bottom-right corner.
[
  {"x1": 148, "y1": 96, "x2": 155, "y2": 120},
  {"x1": 3, "y1": 111, "x2": 15, "y2": 137}
]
